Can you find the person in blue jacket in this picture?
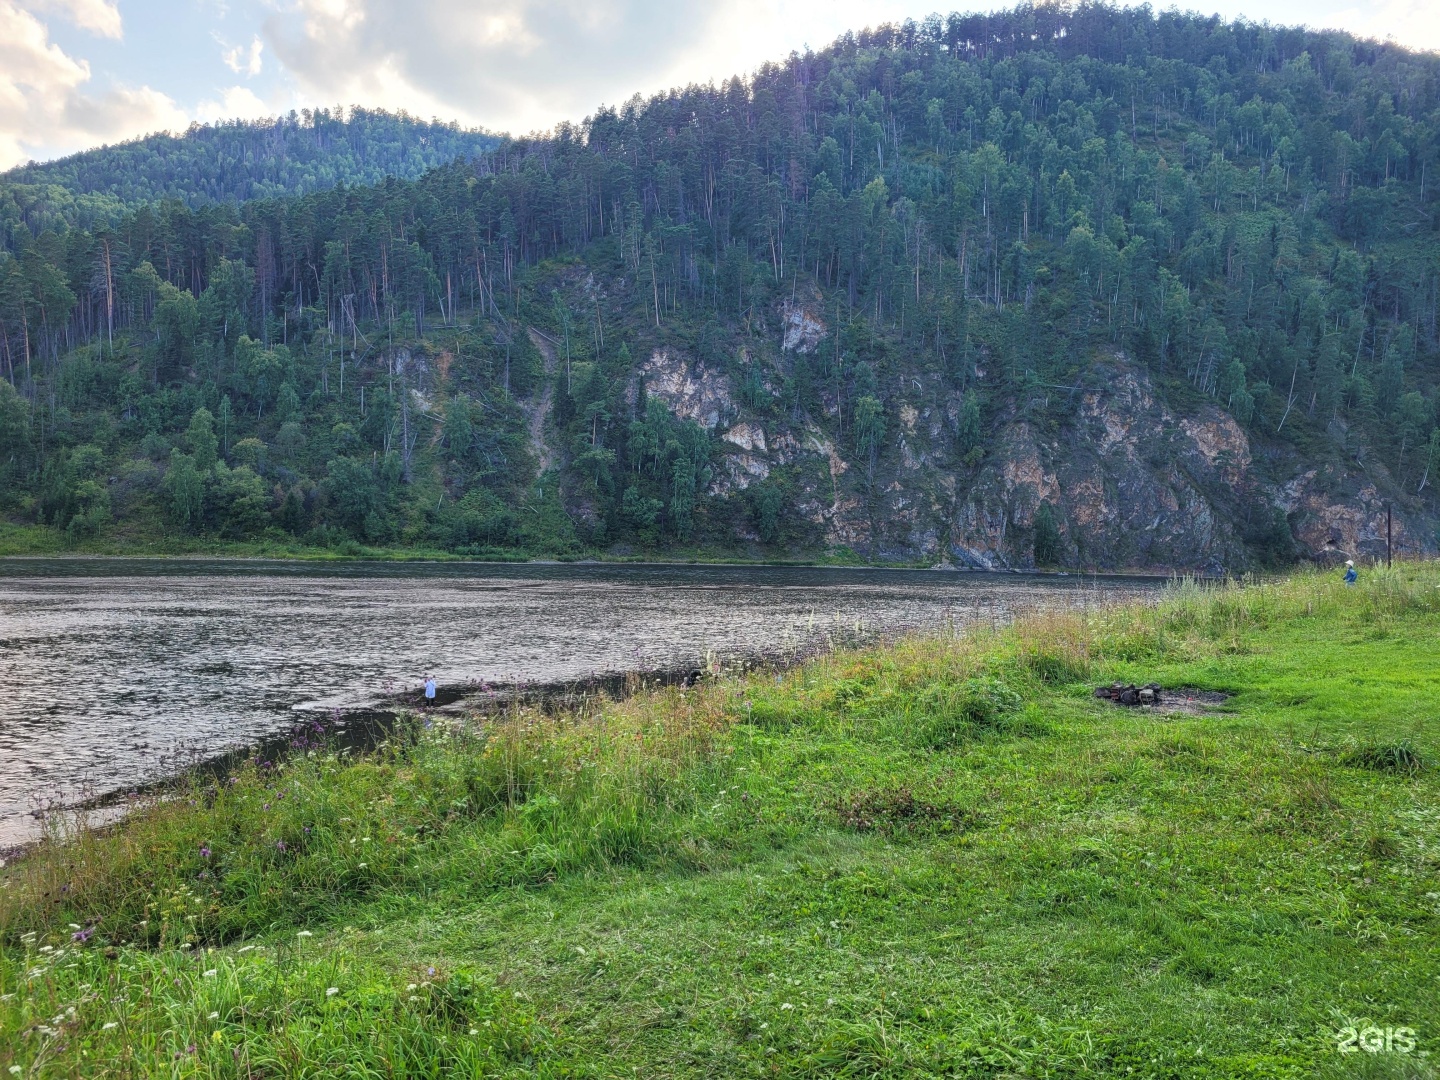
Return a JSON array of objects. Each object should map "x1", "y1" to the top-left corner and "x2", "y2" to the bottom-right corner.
[
  {"x1": 424, "y1": 674, "x2": 437, "y2": 707},
  {"x1": 1343, "y1": 560, "x2": 1357, "y2": 586}
]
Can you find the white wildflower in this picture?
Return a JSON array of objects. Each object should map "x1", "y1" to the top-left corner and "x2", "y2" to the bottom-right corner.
[
  {"x1": 203, "y1": 970, "x2": 218, "y2": 978},
  {"x1": 358, "y1": 863, "x2": 367, "y2": 869},
  {"x1": 9, "y1": 1066, "x2": 21, "y2": 1075},
  {"x1": 208, "y1": 1012, "x2": 219, "y2": 1019},
  {"x1": 67, "y1": 924, "x2": 81, "y2": 931},
  {"x1": 326, "y1": 987, "x2": 339, "y2": 997},
  {"x1": 237, "y1": 945, "x2": 255, "y2": 953},
  {"x1": 297, "y1": 931, "x2": 313, "y2": 938},
  {"x1": 408, "y1": 995, "x2": 420, "y2": 1003},
  {"x1": 102, "y1": 1021, "x2": 119, "y2": 1030}
]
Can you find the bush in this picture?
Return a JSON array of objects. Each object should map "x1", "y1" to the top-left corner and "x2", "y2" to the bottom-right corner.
[
  {"x1": 1340, "y1": 739, "x2": 1425, "y2": 775},
  {"x1": 912, "y1": 676, "x2": 1022, "y2": 749}
]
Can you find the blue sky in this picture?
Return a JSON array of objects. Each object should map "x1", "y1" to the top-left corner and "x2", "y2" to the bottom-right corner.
[{"x1": 3, "y1": 0, "x2": 1438, "y2": 170}]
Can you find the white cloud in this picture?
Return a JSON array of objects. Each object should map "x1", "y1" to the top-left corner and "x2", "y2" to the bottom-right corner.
[
  {"x1": 220, "y1": 34, "x2": 265, "y2": 76},
  {"x1": 0, "y1": 1, "x2": 186, "y2": 169},
  {"x1": 26, "y1": 0, "x2": 122, "y2": 38},
  {"x1": 254, "y1": 0, "x2": 968, "y2": 136},
  {"x1": 260, "y1": 0, "x2": 754, "y2": 133},
  {"x1": 196, "y1": 84, "x2": 276, "y2": 123},
  {"x1": 1327, "y1": 0, "x2": 1440, "y2": 50}
]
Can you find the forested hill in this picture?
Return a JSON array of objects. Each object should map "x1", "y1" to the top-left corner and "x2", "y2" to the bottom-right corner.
[
  {"x1": 1, "y1": 109, "x2": 497, "y2": 215},
  {"x1": 2, "y1": 5, "x2": 1439, "y2": 570}
]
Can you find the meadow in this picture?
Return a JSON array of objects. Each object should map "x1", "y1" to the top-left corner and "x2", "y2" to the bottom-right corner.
[{"x1": 1, "y1": 565, "x2": 1437, "y2": 1078}]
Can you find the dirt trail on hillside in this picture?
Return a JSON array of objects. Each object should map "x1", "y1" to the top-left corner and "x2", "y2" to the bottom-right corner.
[{"x1": 526, "y1": 328, "x2": 558, "y2": 475}]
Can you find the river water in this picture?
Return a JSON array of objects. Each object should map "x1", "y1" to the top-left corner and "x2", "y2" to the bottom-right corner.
[{"x1": 0, "y1": 559, "x2": 1163, "y2": 846}]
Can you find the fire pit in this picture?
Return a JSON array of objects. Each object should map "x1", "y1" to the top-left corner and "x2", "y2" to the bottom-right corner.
[{"x1": 1094, "y1": 682, "x2": 1164, "y2": 706}]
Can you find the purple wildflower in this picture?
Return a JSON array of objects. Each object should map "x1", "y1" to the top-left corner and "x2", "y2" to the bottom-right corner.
[
  {"x1": 71, "y1": 927, "x2": 94, "y2": 943},
  {"x1": 199, "y1": 846, "x2": 211, "y2": 859},
  {"x1": 276, "y1": 840, "x2": 287, "y2": 852}
]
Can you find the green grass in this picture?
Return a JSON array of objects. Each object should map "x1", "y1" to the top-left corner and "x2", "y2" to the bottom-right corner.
[
  {"x1": 3, "y1": 566, "x2": 1439, "y2": 1077},
  {"x1": 0, "y1": 520, "x2": 939, "y2": 567}
]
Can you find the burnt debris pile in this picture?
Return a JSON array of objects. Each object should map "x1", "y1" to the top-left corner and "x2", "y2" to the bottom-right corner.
[{"x1": 1094, "y1": 683, "x2": 1164, "y2": 707}]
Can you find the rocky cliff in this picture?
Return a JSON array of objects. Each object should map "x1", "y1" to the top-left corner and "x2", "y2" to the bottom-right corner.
[{"x1": 633, "y1": 300, "x2": 1436, "y2": 573}]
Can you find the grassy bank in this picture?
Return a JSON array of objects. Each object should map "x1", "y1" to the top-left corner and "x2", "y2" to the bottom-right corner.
[
  {"x1": 0, "y1": 521, "x2": 903, "y2": 567},
  {"x1": 2, "y1": 567, "x2": 1438, "y2": 1077}
]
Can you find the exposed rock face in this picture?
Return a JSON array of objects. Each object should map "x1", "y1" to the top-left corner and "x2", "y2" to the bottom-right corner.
[
  {"x1": 638, "y1": 330, "x2": 1436, "y2": 570},
  {"x1": 780, "y1": 299, "x2": 826, "y2": 354},
  {"x1": 946, "y1": 367, "x2": 1254, "y2": 572},
  {"x1": 723, "y1": 422, "x2": 767, "y2": 453},
  {"x1": 640, "y1": 349, "x2": 733, "y2": 431},
  {"x1": 1278, "y1": 468, "x2": 1416, "y2": 565}
]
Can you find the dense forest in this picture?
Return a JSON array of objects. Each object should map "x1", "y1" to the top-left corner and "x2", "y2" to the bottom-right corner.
[
  {"x1": 1, "y1": 4, "x2": 1438, "y2": 567},
  {"x1": 0, "y1": 109, "x2": 497, "y2": 237}
]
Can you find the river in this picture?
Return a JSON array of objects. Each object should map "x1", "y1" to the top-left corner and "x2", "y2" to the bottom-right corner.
[{"x1": 0, "y1": 559, "x2": 1164, "y2": 846}]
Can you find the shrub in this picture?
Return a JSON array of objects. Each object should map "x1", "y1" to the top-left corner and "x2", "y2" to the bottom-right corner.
[
  {"x1": 912, "y1": 676, "x2": 1022, "y2": 749},
  {"x1": 1340, "y1": 739, "x2": 1425, "y2": 775}
]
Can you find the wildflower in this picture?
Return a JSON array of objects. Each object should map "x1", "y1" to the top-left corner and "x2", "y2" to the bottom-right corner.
[
  {"x1": 208, "y1": 1012, "x2": 219, "y2": 1019},
  {"x1": 68, "y1": 923, "x2": 81, "y2": 931},
  {"x1": 406, "y1": 983, "x2": 418, "y2": 991},
  {"x1": 408, "y1": 995, "x2": 420, "y2": 1003},
  {"x1": 237, "y1": 945, "x2": 255, "y2": 954},
  {"x1": 199, "y1": 846, "x2": 211, "y2": 859},
  {"x1": 276, "y1": 840, "x2": 287, "y2": 852},
  {"x1": 780, "y1": 1003, "x2": 794, "y2": 1011},
  {"x1": 326, "y1": 987, "x2": 339, "y2": 997},
  {"x1": 469, "y1": 1028, "x2": 479, "y2": 1035},
  {"x1": 9, "y1": 1066, "x2": 22, "y2": 1075},
  {"x1": 102, "y1": 1021, "x2": 119, "y2": 1030},
  {"x1": 357, "y1": 863, "x2": 367, "y2": 868},
  {"x1": 426, "y1": 967, "x2": 436, "y2": 977},
  {"x1": 296, "y1": 931, "x2": 313, "y2": 938},
  {"x1": 72, "y1": 928, "x2": 94, "y2": 944},
  {"x1": 203, "y1": 970, "x2": 217, "y2": 978}
]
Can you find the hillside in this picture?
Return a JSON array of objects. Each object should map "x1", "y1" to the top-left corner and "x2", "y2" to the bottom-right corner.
[
  {"x1": 2, "y1": 5, "x2": 1440, "y2": 570},
  {"x1": 3, "y1": 568, "x2": 1438, "y2": 1075},
  {"x1": 0, "y1": 109, "x2": 497, "y2": 235}
]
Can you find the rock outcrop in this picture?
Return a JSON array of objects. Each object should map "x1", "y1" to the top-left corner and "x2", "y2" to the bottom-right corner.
[{"x1": 636, "y1": 331, "x2": 1436, "y2": 571}]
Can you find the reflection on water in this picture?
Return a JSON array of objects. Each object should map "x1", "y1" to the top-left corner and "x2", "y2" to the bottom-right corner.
[{"x1": 0, "y1": 558, "x2": 1163, "y2": 844}]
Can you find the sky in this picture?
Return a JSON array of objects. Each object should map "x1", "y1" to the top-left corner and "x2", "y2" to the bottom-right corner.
[{"x1": 2, "y1": 0, "x2": 1439, "y2": 171}]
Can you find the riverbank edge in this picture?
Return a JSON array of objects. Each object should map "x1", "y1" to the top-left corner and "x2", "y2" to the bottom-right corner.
[{"x1": 0, "y1": 521, "x2": 1220, "y2": 577}]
